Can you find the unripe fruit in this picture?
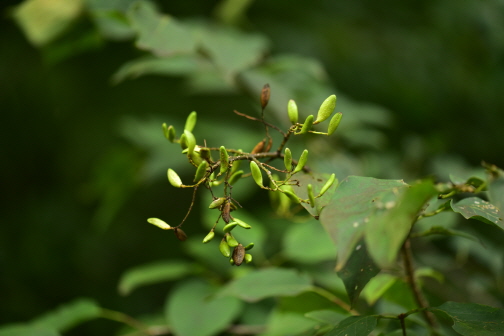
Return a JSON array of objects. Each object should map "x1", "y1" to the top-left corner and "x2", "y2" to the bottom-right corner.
[
  {"x1": 209, "y1": 197, "x2": 226, "y2": 209},
  {"x1": 225, "y1": 233, "x2": 239, "y2": 247},
  {"x1": 233, "y1": 218, "x2": 251, "y2": 229},
  {"x1": 293, "y1": 149, "x2": 308, "y2": 174},
  {"x1": 319, "y1": 173, "x2": 336, "y2": 197},
  {"x1": 147, "y1": 218, "x2": 171, "y2": 230},
  {"x1": 250, "y1": 161, "x2": 263, "y2": 187},
  {"x1": 244, "y1": 242, "x2": 255, "y2": 250},
  {"x1": 228, "y1": 170, "x2": 244, "y2": 185},
  {"x1": 194, "y1": 161, "x2": 209, "y2": 182},
  {"x1": 184, "y1": 130, "x2": 196, "y2": 154},
  {"x1": 167, "y1": 169, "x2": 183, "y2": 188},
  {"x1": 299, "y1": 115, "x2": 314, "y2": 134},
  {"x1": 284, "y1": 148, "x2": 292, "y2": 171},
  {"x1": 283, "y1": 190, "x2": 301, "y2": 203},
  {"x1": 202, "y1": 230, "x2": 215, "y2": 243},
  {"x1": 223, "y1": 222, "x2": 238, "y2": 233},
  {"x1": 163, "y1": 123, "x2": 176, "y2": 142},
  {"x1": 220, "y1": 146, "x2": 229, "y2": 173},
  {"x1": 307, "y1": 184, "x2": 316, "y2": 208},
  {"x1": 184, "y1": 111, "x2": 197, "y2": 132},
  {"x1": 288, "y1": 99, "x2": 298, "y2": 124},
  {"x1": 314, "y1": 94, "x2": 336, "y2": 124},
  {"x1": 327, "y1": 112, "x2": 342, "y2": 136},
  {"x1": 219, "y1": 238, "x2": 231, "y2": 257},
  {"x1": 244, "y1": 254, "x2": 253, "y2": 263}
]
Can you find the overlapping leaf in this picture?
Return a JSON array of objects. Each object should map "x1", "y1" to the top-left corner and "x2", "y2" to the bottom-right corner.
[
  {"x1": 451, "y1": 197, "x2": 503, "y2": 229},
  {"x1": 324, "y1": 315, "x2": 378, "y2": 336},
  {"x1": 293, "y1": 173, "x2": 338, "y2": 218}
]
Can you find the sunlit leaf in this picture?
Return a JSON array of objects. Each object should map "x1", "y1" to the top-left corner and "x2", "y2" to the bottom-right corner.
[
  {"x1": 30, "y1": 299, "x2": 101, "y2": 332},
  {"x1": 366, "y1": 180, "x2": 438, "y2": 267},
  {"x1": 218, "y1": 268, "x2": 312, "y2": 302},
  {"x1": 361, "y1": 273, "x2": 397, "y2": 306},
  {"x1": 319, "y1": 176, "x2": 408, "y2": 270},
  {"x1": 294, "y1": 173, "x2": 338, "y2": 218},
  {"x1": 429, "y1": 301, "x2": 504, "y2": 336},
  {"x1": 325, "y1": 315, "x2": 378, "y2": 336},
  {"x1": 118, "y1": 260, "x2": 194, "y2": 295},
  {"x1": 337, "y1": 240, "x2": 380, "y2": 308},
  {"x1": 451, "y1": 197, "x2": 503, "y2": 229},
  {"x1": 127, "y1": 0, "x2": 196, "y2": 56},
  {"x1": 166, "y1": 280, "x2": 242, "y2": 336}
]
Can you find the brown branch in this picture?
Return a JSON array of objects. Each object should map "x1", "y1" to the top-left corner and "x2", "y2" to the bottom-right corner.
[{"x1": 234, "y1": 110, "x2": 286, "y2": 136}]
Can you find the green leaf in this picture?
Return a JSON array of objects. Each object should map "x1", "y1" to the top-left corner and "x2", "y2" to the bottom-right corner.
[
  {"x1": 451, "y1": 197, "x2": 503, "y2": 229},
  {"x1": 219, "y1": 268, "x2": 313, "y2": 302},
  {"x1": 414, "y1": 267, "x2": 444, "y2": 283},
  {"x1": 283, "y1": 219, "x2": 337, "y2": 264},
  {"x1": 294, "y1": 173, "x2": 338, "y2": 218},
  {"x1": 262, "y1": 310, "x2": 318, "y2": 336},
  {"x1": 166, "y1": 279, "x2": 242, "y2": 336},
  {"x1": 366, "y1": 180, "x2": 438, "y2": 267},
  {"x1": 0, "y1": 325, "x2": 60, "y2": 336},
  {"x1": 336, "y1": 240, "x2": 380, "y2": 308},
  {"x1": 30, "y1": 299, "x2": 101, "y2": 332},
  {"x1": 412, "y1": 226, "x2": 483, "y2": 245},
  {"x1": 319, "y1": 176, "x2": 408, "y2": 270},
  {"x1": 118, "y1": 260, "x2": 193, "y2": 295},
  {"x1": 127, "y1": 1, "x2": 197, "y2": 56},
  {"x1": 488, "y1": 175, "x2": 504, "y2": 212},
  {"x1": 325, "y1": 315, "x2": 378, "y2": 336},
  {"x1": 304, "y1": 310, "x2": 349, "y2": 326},
  {"x1": 429, "y1": 301, "x2": 504, "y2": 336},
  {"x1": 361, "y1": 273, "x2": 397, "y2": 306}
]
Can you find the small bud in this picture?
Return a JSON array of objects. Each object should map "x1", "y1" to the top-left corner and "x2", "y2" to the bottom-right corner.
[
  {"x1": 194, "y1": 161, "x2": 209, "y2": 182},
  {"x1": 233, "y1": 217, "x2": 251, "y2": 229},
  {"x1": 203, "y1": 230, "x2": 215, "y2": 243},
  {"x1": 174, "y1": 228, "x2": 188, "y2": 241},
  {"x1": 184, "y1": 111, "x2": 197, "y2": 132},
  {"x1": 293, "y1": 149, "x2": 308, "y2": 174},
  {"x1": 184, "y1": 130, "x2": 196, "y2": 154},
  {"x1": 283, "y1": 190, "x2": 301, "y2": 203},
  {"x1": 244, "y1": 242, "x2": 254, "y2": 250},
  {"x1": 232, "y1": 244, "x2": 246, "y2": 266},
  {"x1": 219, "y1": 238, "x2": 231, "y2": 257},
  {"x1": 264, "y1": 137, "x2": 273, "y2": 152},
  {"x1": 188, "y1": 150, "x2": 203, "y2": 167},
  {"x1": 167, "y1": 169, "x2": 183, "y2": 188},
  {"x1": 314, "y1": 94, "x2": 336, "y2": 124},
  {"x1": 147, "y1": 218, "x2": 171, "y2": 230},
  {"x1": 250, "y1": 161, "x2": 263, "y2": 187},
  {"x1": 226, "y1": 233, "x2": 239, "y2": 247},
  {"x1": 163, "y1": 123, "x2": 176, "y2": 142},
  {"x1": 230, "y1": 159, "x2": 241, "y2": 175},
  {"x1": 228, "y1": 170, "x2": 244, "y2": 185},
  {"x1": 299, "y1": 115, "x2": 314, "y2": 134},
  {"x1": 244, "y1": 254, "x2": 253, "y2": 264},
  {"x1": 288, "y1": 99, "x2": 298, "y2": 124},
  {"x1": 223, "y1": 222, "x2": 238, "y2": 233},
  {"x1": 179, "y1": 133, "x2": 188, "y2": 150},
  {"x1": 251, "y1": 139, "x2": 265, "y2": 154},
  {"x1": 222, "y1": 201, "x2": 232, "y2": 223},
  {"x1": 260, "y1": 83, "x2": 271, "y2": 109},
  {"x1": 209, "y1": 197, "x2": 226, "y2": 209},
  {"x1": 327, "y1": 112, "x2": 342, "y2": 136},
  {"x1": 220, "y1": 146, "x2": 229, "y2": 173},
  {"x1": 319, "y1": 173, "x2": 336, "y2": 197},
  {"x1": 307, "y1": 184, "x2": 316, "y2": 208},
  {"x1": 229, "y1": 258, "x2": 235, "y2": 265},
  {"x1": 284, "y1": 148, "x2": 292, "y2": 171}
]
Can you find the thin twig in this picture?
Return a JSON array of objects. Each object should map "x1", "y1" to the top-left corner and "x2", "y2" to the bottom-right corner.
[
  {"x1": 234, "y1": 110, "x2": 286, "y2": 136},
  {"x1": 176, "y1": 186, "x2": 199, "y2": 228}
]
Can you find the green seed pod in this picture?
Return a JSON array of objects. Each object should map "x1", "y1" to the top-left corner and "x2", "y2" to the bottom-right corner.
[
  {"x1": 299, "y1": 115, "x2": 314, "y2": 134},
  {"x1": 194, "y1": 161, "x2": 209, "y2": 182},
  {"x1": 244, "y1": 254, "x2": 253, "y2": 264},
  {"x1": 147, "y1": 218, "x2": 171, "y2": 230},
  {"x1": 287, "y1": 99, "x2": 298, "y2": 124},
  {"x1": 283, "y1": 190, "x2": 301, "y2": 204},
  {"x1": 293, "y1": 149, "x2": 308, "y2": 174},
  {"x1": 230, "y1": 159, "x2": 241, "y2": 175},
  {"x1": 284, "y1": 148, "x2": 293, "y2": 172},
  {"x1": 244, "y1": 242, "x2": 254, "y2": 250},
  {"x1": 184, "y1": 130, "x2": 196, "y2": 154},
  {"x1": 233, "y1": 218, "x2": 251, "y2": 229},
  {"x1": 179, "y1": 133, "x2": 188, "y2": 150},
  {"x1": 219, "y1": 238, "x2": 231, "y2": 257},
  {"x1": 307, "y1": 184, "x2": 316, "y2": 208},
  {"x1": 184, "y1": 111, "x2": 197, "y2": 132},
  {"x1": 202, "y1": 230, "x2": 215, "y2": 243},
  {"x1": 223, "y1": 222, "x2": 238, "y2": 233},
  {"x1": 319, "y1": 173, "x2": 336, "y2": 197},
  {"x1": 228, "y1": 170, "x2": 244, "y2": 185},
  {"x1": 188, "y1": 150, "x2": 203, "y2": 167},
  {"x1": 209, "y1": 197, "x2": 226, "y2": 209},
  {"x1": 200, "y1": 147, "x2": 212, "y2": 161},
  {"x1": 167, "y1": 169, "x2": 183, "y2": 188},
  {"x1": 220, "y1": 146, "x2": 229, "y2": 173},
  {"x1": 327, "y1": 112, "x2": 342, "y2": 136},
  {"x1": 250, "y1": 161, "x2": 263, "y2": 187},
  {"x1": 229, "y1": 258, "x2": 235, "y2": 265},
  {"x1": 226, "y1": 233, "x2": 239, "y2": 247},
  {"x1": 232, "y1": 244, "x2": 246, "y2": 266},
  {"x1": 174, "y1": 228, "x2": 188, "y2": 241},
  {"x1": 314, "y1": 94, "x2": 336, "y2": 124}
]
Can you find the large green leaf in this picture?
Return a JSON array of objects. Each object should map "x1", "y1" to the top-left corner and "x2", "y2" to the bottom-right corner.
[
  {"x1": 366, "y1": 180, "x2": 438, "y2": 267},
  {"x1": 218, "y1": 268, "x2": 313, "y2": 302},
  {"x1": 261, "y1": 310, "x2": 318, "y2": 336},
  {"x1": 293, "y1": 173, "x2": 338, "y2": 218},
  {"x1": 488, "y1": 175, "x2": 504, "y2": 212},
  {"x1": 118, "y1": 260, "x2": 194, "y2": 295},
  {"x1": 127, "y1": 1, "x2": 196, "y2": 56},
  {"x1": 361, "y1": 273, "x2": 398, "y2": 306},
  {"x1": 166, "y1": 279, "x2": 242, "y2": 336},
  {"x1": 451, "y1": 197, "x2": 503, "y2": 229},
  {"x1": 0, "y1": 325, "x2": 60, "y2": 336},
  {"x1": 30, "y1": 299, "x2": 101, "y2": 332},
  {"x1": 304, "y1": 310, "x2": 349, "y2": 326},
  {"x1": 429, "y1": 301, "x2": 504, "y2": 336},
  {"x1": 319, "y1": 176, "x2": 408, "y2": 270},
  {"x1": 336, "y1": 240, "x2": 380, "y2": 308},
  {"x1": 324, "y1": 315, "x2": 378, "y2": 336}
]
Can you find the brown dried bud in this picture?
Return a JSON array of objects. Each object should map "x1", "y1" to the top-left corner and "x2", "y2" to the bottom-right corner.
[
  {"x1": 260, "y1": 83, "x2": 271, "y2": 109},
  {"x1": 173, "y1": 228, "x2": 188, "y2": 241},
  {"x1": 232, "y1": 244, "x2": 246, "y2": 266},
  {"x1": 264, "y1": 137, "x2": 272, "y2": 152},
  {"x1": 222, "y1": 201, "x2": 232, "y2": 223},
  {"x1": 251, "y1": 139, "x2": 265, "y2": 154}
]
